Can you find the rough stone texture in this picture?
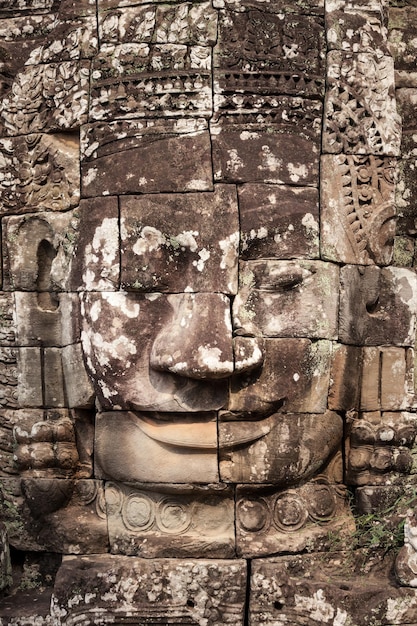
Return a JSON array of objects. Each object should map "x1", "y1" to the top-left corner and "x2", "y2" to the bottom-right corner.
[
  {"x1": 120, "y1": 186, "x2": 239, "y2": 294},
  {"x1": 339, "y1": 265, "x2": 417, "y2": 346},
  {"x1": 81, "y1": 118, "x2": 213, "y2": 196},
  {"x1": 250, "y1": 552, "x2": 417, "y2": 626},
  {"x1": 51, "y1": 555, "x2": 247, "y2": 625},
  {"x1": 236, "y1": 480, "x2": 354, "y2": 557},
  {"x1": 321, "y1": 154, "x2": 397, "y2": 265},
  {"x1": 0, "y1": 133, "x2": 80, "y2": 217},
  {"x1": 0, "y1": 478, "x2": 108, "y2": 553},
  {"x1": 238, "y1": 184, "x2": 319, "y2": 260},
  {"x1": 219, "y1": 411, "x2": 342, "y2": 484},
  {"x1": 1, "y1": 0, "x2": 417, "y2": 623},
  {"x1": 106, "y1": 482, "x2": 235, "y2": 558},
  {"x1": 323, "y1": 51, "x2": 401, "y2": 155},
  {"x1": 233, "y1": 260, "x2": 339, "y2": 339},
  {"x1": 211, "y1": 100, "x2": 322, "y2": 186}
]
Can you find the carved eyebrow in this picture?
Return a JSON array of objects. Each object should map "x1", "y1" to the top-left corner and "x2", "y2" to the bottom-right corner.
[{"x1": 254, "y1": 267, "x2": 313, "y2": 291}]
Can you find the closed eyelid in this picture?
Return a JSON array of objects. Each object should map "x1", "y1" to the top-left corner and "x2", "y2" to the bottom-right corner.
[{"x1": 253, "y1": 268, "x2": 313, "y2": 291}]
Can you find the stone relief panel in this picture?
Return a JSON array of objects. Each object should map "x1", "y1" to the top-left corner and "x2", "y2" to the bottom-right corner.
[{"x1": 0, "y1": 1, "x2": 417, "y2": 624}]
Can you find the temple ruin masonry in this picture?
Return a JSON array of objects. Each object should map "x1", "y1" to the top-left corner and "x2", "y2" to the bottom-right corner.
[{"x1": 1, "y1": 0, "x2": 417, "y2": 624}]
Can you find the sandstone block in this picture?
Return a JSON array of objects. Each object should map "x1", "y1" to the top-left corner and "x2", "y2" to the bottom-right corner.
[
  {"x1": 106, "y1": 482, "x2": 235, "y2": 558},
  {"x1": 81, "y1": 118, "x2": 213, "y2": 196}
]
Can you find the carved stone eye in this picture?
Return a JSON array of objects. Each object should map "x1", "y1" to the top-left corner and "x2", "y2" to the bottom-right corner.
[{"x1": 256, "y1": 268, "x2": 312, "y2": 291}]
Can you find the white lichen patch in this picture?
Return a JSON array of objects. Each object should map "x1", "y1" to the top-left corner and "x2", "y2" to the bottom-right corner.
[
  {"x1": 175, "y1": 230, "x2": 199, "y2": 252},
  {"x1": 198, "y1": 345, "x2": 233, "y2": 373},
  {"x1": 92, "y1": 332, "x2": 137, "y2": 367},
  {"x1": 193, "y1": 247, "x2": 210, "y2": 272},
  {"x1": 226, "y1": 148, "x2": 244, "y2": 173},
  {"x1": 133, "y1": 226, "x2": 166, "y2": 255},
  {"x1": 240, "y1": 131, "x2": 260, "y2": 140},
  {"x1": 259, "y1": 145, "x2": 282, "y2": 172},
  {"x1": 102, "y1": 292, "x2": 140, "y2": 319}
]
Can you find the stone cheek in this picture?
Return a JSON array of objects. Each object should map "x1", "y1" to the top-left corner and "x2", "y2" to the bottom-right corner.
[{"x1": 219, "y1": 411, "x2": 343, "y2": 484}]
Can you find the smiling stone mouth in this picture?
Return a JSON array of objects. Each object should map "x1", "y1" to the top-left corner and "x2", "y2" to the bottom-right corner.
[{"x1": 134, "y1": 401, "x2": 284, "y2": 450}]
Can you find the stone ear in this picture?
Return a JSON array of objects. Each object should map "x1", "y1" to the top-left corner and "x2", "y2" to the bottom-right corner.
[{"x1": 36, "y1": 239, "x2": 59, "y2": 311}]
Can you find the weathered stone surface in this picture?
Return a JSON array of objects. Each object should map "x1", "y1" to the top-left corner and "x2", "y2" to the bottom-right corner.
[
  {"x1": 0, "y1": 61, "x2": 89, "y2": 136},
  {"x1": 396, "y1": 88, "x2": 417, "y2": 159},
  {"x1": 51, "y1": 555, "x2": 247, "y2": 625},
  {"x1": 229, "y1": 339, "x2": 332, "y2": 414},
  {"x1": 250, "y1": 552, "x2": 417, "y2": 625},
  {"x1": 99, "y1": 2, "x2": 217, "y2": 46},
  {"x1": 0, "y1": 522, "x2": 11, "y2": 592},
  {"x1": 120, "y1": 186, "x2": 239, "y2": 294},
  {"x1": 396, "y1": 156, "x2": 417, "y2": 237},
  {"x1": 0, "y1": 408, "x2": 93, "y2": 479},
  {"x1": 106, "y1": 482, "x2": 235, "y2": 558},
  {"x1": 211, "y1": 100, "x2": 322, "y2": 186},
  {"x1": 339, "y1": 265, "x2": 417, "y2": 346},
  {"x1": 347, "y1": 411, "x2": 417, "y2": 486},
  {"x1": 0, "y1": 133, "x2": 80, "y2": 217},
  {"x1": 71, "y1": 196, "x2": 119, "y2": 291},
  {"x1": 81, "y1": 291, "x2": 230, "y2": 412},
  {"x1": 95, "y1": 411, "x2": 219, "y2": 483},
  {"x1": 0, "y1": 293, "x2": 16, "y2": 347},
  {"x1": 214, "y1": 5, "x2": 325, "y2": 99},
  {"x1": 326, "y1": 3, "x2": 389, "y2": 54},
  {"x1": 389, "y1": 7, "x2": 417, "y2": 72},
  {"x1": 25, "y1": 16, "x2": 97, "y2": 63},
  {"x1": 91, "y1": 3, "x2": 217, "y2": 120},
  {"x1": 81, "y1": 118, "x2": 213, "y2": 196},
  {"x1": 238, "y1": 184, "x2": 319, "y2": 259},
  {"x1": 13, "y1": 413, "x2": 80, "y2": 478},
  {"x1": 0, "y1": 478, "x2": 108, "y2": 553},
  {"x1": 13, "y1": 292, "x2": 80, "y2": 346},
  {"x1": 321, "y1": 154, "x2": 397, "y2": 265},
  {"x1": 2, "y1": 210, "x2": 78, "y2": 292},
  {"x1": 323, "y1": 51, "x2": 401, "y2": 155},
  {"x1": 0, "y1": 15, "x2": 57, "y2": 99},
  {"x1": 329, "y1": 345, "x2": 414, "y2": 411},
  {"x1": 234, "y1": 260, "x2": 338, "y2": 340},
  {"x1": 395, "y1": 510, "x2": 417, "y2": 587},
  {"x1": 361, "y1": 347, "x2": 414, "y2": 411},
  {"x1": 90, "y1": 43, "x2": 212, "y2": 121},
  {"x1": 236, "y1": 480, "x2": 354, "y2": 557},
  {"x1": 219, "y1": 411, "x2": 342, "y2": 484}
]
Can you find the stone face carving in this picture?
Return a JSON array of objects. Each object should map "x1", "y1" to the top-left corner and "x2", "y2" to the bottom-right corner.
[{"x1": 1, "y1": 1, "x2": 417, "y2": 624}]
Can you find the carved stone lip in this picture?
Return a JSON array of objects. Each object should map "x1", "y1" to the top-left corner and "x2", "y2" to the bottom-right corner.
[{"x1": 134, "y1": 411, "x2": 275, "y2": 450}]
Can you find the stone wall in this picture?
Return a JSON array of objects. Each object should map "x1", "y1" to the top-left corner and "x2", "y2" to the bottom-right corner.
[{"x1": 1, "y1": 0, "x2": 417, "y2": 624}]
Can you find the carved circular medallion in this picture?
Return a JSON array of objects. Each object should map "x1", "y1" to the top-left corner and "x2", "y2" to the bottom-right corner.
[
  {"x1": 272, "y1": 492, "x2": 308, "y2": 532},
  {"x1": 105, "y1": 483, "x2": 123, "y2": 515},
  {"x1": 237, "y1": 498, "x2": 269, "y2": 533},
  {"x1": 307, "y1": 484, "x2": 336, "y2": 521},
  {"x1": 122, "y1": 493, "x2": 154, "y2": 531},
  {"x1": 156, "y1": 498, "x2": 191, "y2": 534},
  {"x1": 76, "y1": 480, "x2": 98, "y2": 505}
]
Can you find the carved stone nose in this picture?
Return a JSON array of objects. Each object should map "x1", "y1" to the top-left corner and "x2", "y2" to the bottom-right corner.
[{"x1": 150, "y1": 292, "x2": 234, "y2": 379}]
